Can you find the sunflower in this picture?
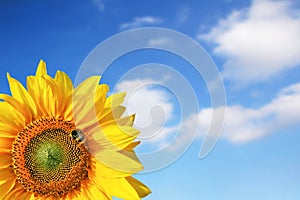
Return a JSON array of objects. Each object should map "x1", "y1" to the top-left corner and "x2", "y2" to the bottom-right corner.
[{"x1": 0, "y1": 60, "x2": 151, "y2": 199}]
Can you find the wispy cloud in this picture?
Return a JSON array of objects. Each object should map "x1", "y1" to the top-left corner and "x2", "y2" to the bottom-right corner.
[
  {"x1": 176, "y1": 6, "x2": 190, "y2": 25},
  {"x1": 198, "y1": 0, "x2": 300, "y2": 85},
  {"x1": 91, "y1": 0, "x2": 105, "y2": 13},
  {"x1": 119, "y1": 16, "x2": 163, "y2": 30}
]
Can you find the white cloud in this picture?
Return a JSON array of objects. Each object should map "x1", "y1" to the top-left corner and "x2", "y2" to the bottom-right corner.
[
  {"x1": 183, "y1": 82, "x2": 300, "y2": 144},
  {"x1": 115, "y1": 79, "x2": 174, "y2": 141},
  {"x1": 151, "y1": 82, "x2": 300, "y2": 152},
  {"x1": 198, "y1": 0, "x2": 300, "y2": 84},
  {"x1": 119, "y1": 16, "x2": 162, "y2": 30}
]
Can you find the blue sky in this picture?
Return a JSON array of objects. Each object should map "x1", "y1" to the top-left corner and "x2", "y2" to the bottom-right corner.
[{"x1": 1, "y1": 0, "x2": 300, "y2": 199}]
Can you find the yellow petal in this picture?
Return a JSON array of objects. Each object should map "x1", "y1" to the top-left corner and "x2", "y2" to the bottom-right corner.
[
  {"x1": 3, "y1": 186, "x2": 29, "y2": 200},
  {"x1": 94, "y1": 84, "x2": 109, "y2": 119},
  {"x1": 96, "y1": 176, "x2": 140, "y2": 200},
  {"x1": 74, "y1": 76, "x2": 100, "y2": 96},
  {"x1": 0, "y1": 152, "x2": 12, "y2": 168},
  {"x1": 16, "y1": 191, "x2": 32, "y2": 200},
  {"x1": 35, "y1": 60, "x2": 47, "y2": 76},
  {"x1": 99, "y1": 106, "x2": 126, "y2": 124},
  {"x1": 54, "y1": 70, "x2": 73, "y2": 96},
  {"x1": 126, "y1": 176, "x2": 151, "y2": 198},
  {"x1": 6, "y1": 74, "x2": 37, "y2": 118},
  {"x1": 95, "y1": 150, "x2": 143, "y2": 174},
  {"x1": 100, "y1": 114, "x2": 135, "y2": 127},
  {"x1": 105, "y1": 92, "x2": 126, "y2": 108},
  {"x1": 0, "y1": 102, "x2": 26, "y2": 129},
  {"x1": 82, "y1": 184, "x2": 111, "y2": 200},
  {"x1": 124, "y1": 141, "x2": 141, "y2": 152},
  {"x1": 54, "y1": 71, "x2": 74, "y2": 120},
  {"x1": 0, "y1": 94, "x2": 33, "y2": 124},
  {"x1": 0, "y1": 166, "x2": 15, "y2": 180},
  {"x1": 75, "y1": 84, "x2": 109, "y2": 128},
  {"x1": 0, "y1": 137, "x2": 14, "y2": 152},
  {"x1": 42, "y1": 75, "x2": 65, "y2": 118},
  {"x1": 92, "y1": 125, "x2": 139, "y2": 150},
  {"x1": 0, "y1": 122, "x2": 18, "y2": 138},
  {"x1": 27, "y1": 76, "x2": 55, "y2": 117},
  {"x1": 0, "y1": 176, "x2": 16, "y2": 200},
  {"x1": 73, "y1": 76, "x2": 101, "y2": 128},
  {"x1": 62, "y1": 101, "x2": 73, "y2": 121},
  {"x1": 93, "y1": 157, "x2": 136, "y2": 178}
]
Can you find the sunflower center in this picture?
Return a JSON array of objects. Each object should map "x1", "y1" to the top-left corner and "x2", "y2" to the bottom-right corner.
[
  {"x1": 12, "y1": 118, "x2": 91, "y2": 198},
  {"x1": 36, "y1": 142, "x2": 63, "y2": 170},
  {"x1": 32, "y1": 139, "x2": 63, "y2": 171},
  {"x1": 24, "y1": 128, "x2": 83, "y2": 182}
]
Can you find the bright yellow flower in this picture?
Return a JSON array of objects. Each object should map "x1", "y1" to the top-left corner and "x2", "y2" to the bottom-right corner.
[{"x1": 0, "y1": 60, "x2": 151, "y2": 199}]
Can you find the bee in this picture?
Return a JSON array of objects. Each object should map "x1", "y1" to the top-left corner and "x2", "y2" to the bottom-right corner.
[{"x1": 71, "y1": 129, "x2": 84, "y2": 142}]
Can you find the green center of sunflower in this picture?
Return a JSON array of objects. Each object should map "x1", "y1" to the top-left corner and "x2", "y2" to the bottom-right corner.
[
  {"x1": 25, "y1": 129, "x2": 79, "y2": 179},
  {"x1": 12, "y1": 118, "x2": 91, "y2": 198},
  {"x1": 34, "y1": 141, "x2": 63, "y2": 170}
]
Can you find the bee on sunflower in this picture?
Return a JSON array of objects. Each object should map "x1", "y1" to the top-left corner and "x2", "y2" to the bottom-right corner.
[{"x1": 0, "y1": 60, "x2": 151, "y2": 199}]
